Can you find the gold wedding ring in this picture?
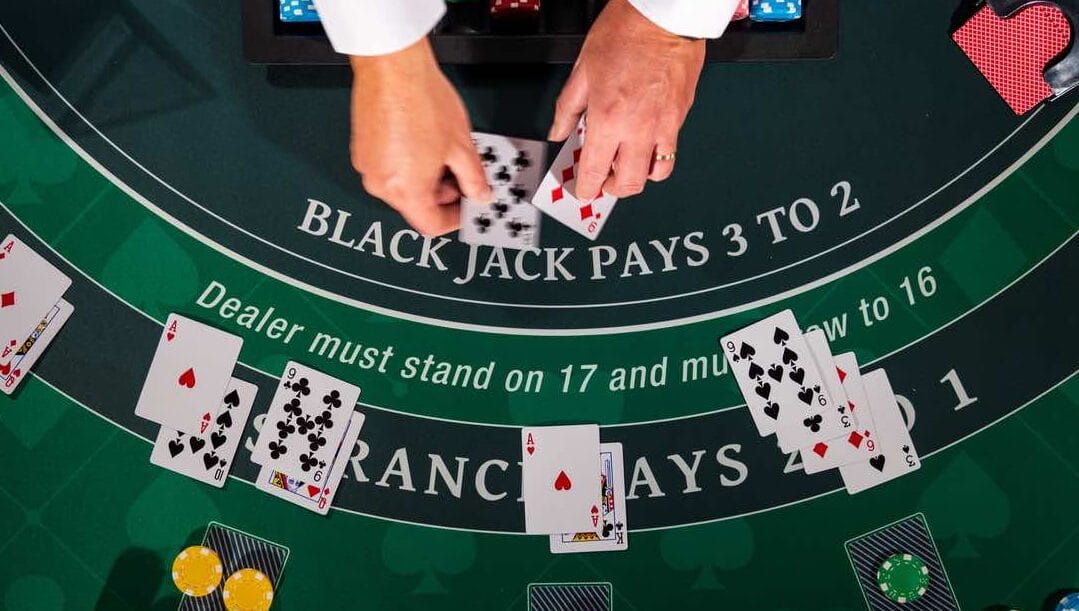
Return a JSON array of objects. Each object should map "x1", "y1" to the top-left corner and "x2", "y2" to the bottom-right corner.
[{"x1": 654, "y1": 151, "x2": 677, "y2": 162}]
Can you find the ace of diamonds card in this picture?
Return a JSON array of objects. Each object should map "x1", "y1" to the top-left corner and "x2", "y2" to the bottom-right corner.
[{"x1": 0, "y1": 235, "x2": 70, "y2": 373}]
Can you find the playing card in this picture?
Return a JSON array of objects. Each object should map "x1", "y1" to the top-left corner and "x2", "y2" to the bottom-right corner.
[
  {"x1": 801, "y1": 351, "x2": 879, "y2": 473},
  {"x1": 531, "y1": 119, "x2": 618, "y2": 240},
  {"x1": 459, "y1": 133, "x2": 545, "y2": 250},
  {"x1": 797, "y1": 333, "x2": 869, "y2": 473},
  {"x1": 250, "y1": 361, "x2": 361, "y2": 485},
  {"x1": 840, "y1": 369, "x2": 921, "y2": 494},
  {"x1": 720, "y1": 310, "x2": 840, "y2": 452},
  {"x1": 953, "y1": 4, "x2": 1072, "y2": 115},
  {"x1": 550, "y1": 442, "x2": 628, "y2": 554},
  {"x1": 134, "y1": 314, "x2": 243, "y2": 437},
  {"x1": 150, "y1": 378, "x2": 257, "y2": 487},
  {"x1": 256, "y1": 410, "x2": 365, "y2": 515},
  {"x1": 0, "y1": 298, "x2": 73, "y2": 394},
  {"x1": 0, "y1": 235, "x2": 71, "y2": 376},
  {"x1": 522, "y1": 424, "x2": 601, "y2": 535}
]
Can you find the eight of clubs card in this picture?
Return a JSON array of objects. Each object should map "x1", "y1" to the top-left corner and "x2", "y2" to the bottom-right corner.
[
  {"x1": 550, "y1": 442, "x2": 628, "y2": 554},
  {"x1": 522, "y1": 424, "x2": 601, "y2": 534},
  {"x1": 531, "y1": 119, "x2": 618, "y2": 240},
  {"x1": 1, "y1": 298, "x2": 73, "y2": 394},
  {"x1": 840, "y1": 369, "x2": 921, "y2": 494},
  {"x1": 0, "y1": 235, "x2": 71, "y2": 372},
  {"x1": 134, "y1": 314, "x2": 243, "y2": 436},
  {"x1": 721, "y1": 310, "x2": 837, "y2": 447},
  {"x1": 459, "y1": 133, "x2": 545, "y2": 250},
  {"x1": 256, "y1": 411, "x2": 365, "y2": 515},
  {"x1": 150, "y1": 379, "x2": 257, "y2": 487},
  {"x1": 251, "y1": 361, "x2": 361, "y2": 484}
]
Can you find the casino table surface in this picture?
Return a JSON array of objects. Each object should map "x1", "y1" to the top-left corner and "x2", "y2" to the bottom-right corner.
[{"x1": 1, "y1": 1, "x2": 1078, "y2": 610}]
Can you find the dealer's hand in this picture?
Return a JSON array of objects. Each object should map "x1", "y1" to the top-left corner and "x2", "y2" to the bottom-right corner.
[
  {"x1": 349, "y1": 39, "x2": 492, "y2": 236},
  {"x1": 549, "y1": 0, "x2": 706, "y2": 200}
]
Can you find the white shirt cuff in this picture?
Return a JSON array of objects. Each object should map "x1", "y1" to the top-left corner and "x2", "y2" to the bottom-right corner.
[
  {"x1": 626, "y1": 0, "x2": 740, "y2": 39},
  {"x1": 312, "y1": 0, "x2": 446, "y2": 56}
]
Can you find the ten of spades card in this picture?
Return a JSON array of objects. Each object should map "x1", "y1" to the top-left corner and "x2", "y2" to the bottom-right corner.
[
  {"x1": 550, "y1": 442, "x2": 628, "y2": 554},
  {"x1": 0, "y1": 298, "x2": 73, "y2": 394},
  {"x1": 134, "y1": 314, "x2": 243, "y2": 437},
  {"x1": 720, "y1": 310, "x2": 842, "y2": 452},
  {"x1": 0, "y1": 235, "x2": 71, "y2": 375},
  {"x1": 251, "y1": 361, "x2": 361, "y2": 486},
  {"x1": 150, "y1": 378, "x2": 257, "y2": 487},
  {"x1": 459, "y1": 133, "x2": 545, "y2": 250},
  {"x1": 521, "y1": 424, "x2": 601, "y2": 535},
  {"x1": 256, "y1": 410, "x2": 365, "y2": 515},
  {"x1": 839, "y1": 369, "x2": 921, "y2": 494}
]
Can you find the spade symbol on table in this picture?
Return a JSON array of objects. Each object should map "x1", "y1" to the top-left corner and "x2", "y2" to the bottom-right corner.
[
  {"x1": 789, "y1": 366, "x2": 805, "y2": 385},
  {"x1": 168, "y1": 439, "x2": 185, "y2": 458},
  {"x1": 773, "y1": 327, "x2": 790, "y2": 345},
  {"x1": 202, "y1": 453, "x2": 220, "y2": 470},
  {"x1": 737, "y1": 342, "x2": 756, "y2": 361},
  {"x1": 902, "y1": 445, "x2": 910, "y2": 454},
  {"x1": 210, "y1": 431, "x2": 227, "y2": 450},
  {"x1": 188, "y1": 437, "x2": 206, "y2": 454},
  {"x1": 782, "y1": 347, "x2": 799, "y2": 365},
  {"x1": 797, "y1": 387, "x2": 815, "y2": 405},
  {"x1": 869, "y1": 455, "x2": 886, "y2": 472},
  {"x1": 763, "y1": 402, "x2": 780, "y2": 420},
  {"x1": 767, "y1": 364, "x2": 784, "y2": 382},
  {"x1": 223, "y1": 390, "x2": 240, "y2": 408},
  {"x1": 747, "y1": 362, "x2": 764, "y2": 380},
  {"x1": 554, "y1": 470, "x2": 572, "y2": 491},
  {"x1": 754, "y1": 381, "x2": 772, "y2": 400},
  {"x1": 216, "y1": 410, "x2": 233, "y2": 428}
]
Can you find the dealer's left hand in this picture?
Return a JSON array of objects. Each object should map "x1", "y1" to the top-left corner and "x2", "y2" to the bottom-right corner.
[{"x1": 549, "y1": 0, "x2": 707, "y2": 200}]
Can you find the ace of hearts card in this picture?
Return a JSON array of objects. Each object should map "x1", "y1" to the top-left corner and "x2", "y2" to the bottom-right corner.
[
  {"x1": 134, "y1": 314, "x2": 243, "y2": 436},
  {"x1": 521, "y1": 424, "x2": 601, "y2": 535}
]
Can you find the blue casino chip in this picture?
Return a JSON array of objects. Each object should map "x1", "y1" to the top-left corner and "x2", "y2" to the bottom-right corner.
[
  {"x1": 750, "y1": 0, "x2": 803, "y2": 22},
  {"x1": 279, "y1": 0, "x2": 321, "y2": 23},
  {"x1": 1058, "y1": 591, "x2": 1079, "y2": 611}
]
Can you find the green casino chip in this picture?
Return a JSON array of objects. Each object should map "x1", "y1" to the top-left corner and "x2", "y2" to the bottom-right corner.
[{"x1": 877, "y1": 553, "x2": 930, "y2": 603}]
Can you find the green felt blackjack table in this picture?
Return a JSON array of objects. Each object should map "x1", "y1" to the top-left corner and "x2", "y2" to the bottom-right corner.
[{"x1": 0, "y1": 0, "x2": 1078, "y2": 609}]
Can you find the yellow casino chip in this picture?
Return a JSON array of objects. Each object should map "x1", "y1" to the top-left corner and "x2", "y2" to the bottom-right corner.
[
  {"x1": 222, "y1": 568, "x2": 275, "y2": 611},
  {"x1": 171, "y1": 546, "x2": 223, "y2": 597}
]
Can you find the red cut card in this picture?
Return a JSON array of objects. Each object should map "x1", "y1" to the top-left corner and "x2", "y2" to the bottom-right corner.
[{"x1": 953, "y1": 4, "x2": 1072, "y2": 115}]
